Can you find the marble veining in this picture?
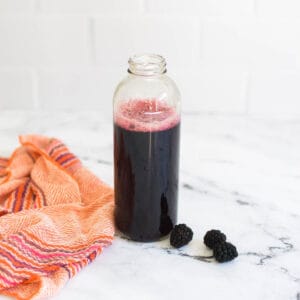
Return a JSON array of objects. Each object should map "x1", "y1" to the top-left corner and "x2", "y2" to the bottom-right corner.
[{"x1": 0, "y1": 111, "x2": 299, "y2": 300}]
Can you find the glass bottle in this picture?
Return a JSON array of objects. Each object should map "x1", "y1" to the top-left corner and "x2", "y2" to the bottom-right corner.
[{"x1": 113, "y1": 54, "x2": 181, "y2": 242}]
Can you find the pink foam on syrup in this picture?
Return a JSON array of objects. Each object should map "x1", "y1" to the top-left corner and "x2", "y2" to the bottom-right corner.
[{"x1": 114, "y1": 99, "x2": 180, "y2": 132}]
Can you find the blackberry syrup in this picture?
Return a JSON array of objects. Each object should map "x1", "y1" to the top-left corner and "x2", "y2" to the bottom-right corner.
[{"x1": 114, "y1": 99, "x2": 180, "y2": 242}]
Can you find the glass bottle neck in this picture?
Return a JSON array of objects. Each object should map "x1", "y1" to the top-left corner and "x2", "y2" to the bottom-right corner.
[{"x1": 128, "y1": 54, "x2": 167, "y2": 76}]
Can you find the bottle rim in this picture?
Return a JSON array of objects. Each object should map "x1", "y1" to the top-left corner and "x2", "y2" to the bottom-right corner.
[{"x1": 128, "y1": 53, "x2": 167, "y2": 76}]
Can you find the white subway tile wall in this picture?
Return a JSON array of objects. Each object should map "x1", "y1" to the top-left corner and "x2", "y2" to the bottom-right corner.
[
  {"x1": 248, "y1": 69, "x2": 300, "y2": 114},
  {"x1": 38, "y1": 67, "x2": 121, "y2": 110},
  {"x1": 0, "y1": 0, "x2": 34, "y2": 13},
  {"x1": 0, "y1": 16, "x2": 90, "y2": 66},
  {"x1": 38, "y1": 0, "x2": 143, "y2": 14},
  {"x1": 0, "y1": 68, "x2": 35, "y2": 109},
  {"x1": 145, "y1": 0, "x2": 254, "y2": 16},
  {"x1": 94, "y1": 16, "x2": 200, "y2": 68},
  {"x1": 0, "y1": 0, "x2": 299, "y2": 115},
  {"x1": 257, "y1": 0, "x2": 300, "y2": 17},
  {"x1": 172, "y1": 64, "x2": 249, "y2": 113}
]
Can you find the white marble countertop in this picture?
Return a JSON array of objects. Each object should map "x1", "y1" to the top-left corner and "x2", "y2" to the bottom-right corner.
[{"x1": 0, "y1": 111, "x2": 299, "y2": 300}]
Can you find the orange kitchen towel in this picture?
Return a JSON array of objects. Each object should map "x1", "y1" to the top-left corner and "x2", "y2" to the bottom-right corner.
[{"x1": 0, "y1": 135, "x2": 114, "y2": 299}]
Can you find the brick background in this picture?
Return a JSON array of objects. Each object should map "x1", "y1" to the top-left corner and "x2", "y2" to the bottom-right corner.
[{"x1": 0, "y1": 0, "x2": 299, "y2": 115}]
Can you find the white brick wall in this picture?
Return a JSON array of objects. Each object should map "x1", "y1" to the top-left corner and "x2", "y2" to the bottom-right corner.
[
  {"x1": 94, "y1": 16, "x2": 200, "y2": 68},
  {"x1": 0, "y1": 16, "x2": 90, "y2": 66},
  {"x1": 0, "y1": 68, "x2": 35, "y2": 109},
  {"x1": 202, "y1": 17, "x2": 300, "y2": 68},
  {"x1": 248, "y1": 69, "x2": 300, "y2": 114},
  {"x1": 0, "y1": 0, "x2": 299, "y2": 115},
  {"x1": 38, "y1": 0, "x2": 143, "y2": 14},
  {"x1": 0, "y1": 0, "x2": 34, "y2": 13},
  {"x1": 145, "y1": 0, "x2": 254, "y2": 16},
  {"x1": 257, "y1": 0, "x2": 300, "y2": 17},
  {"x1": 172, "y1": 63, "x2": 248, "y2": 113},
  {"x1": 38, "y1": 67, "x2": 120, "y2": 110}
]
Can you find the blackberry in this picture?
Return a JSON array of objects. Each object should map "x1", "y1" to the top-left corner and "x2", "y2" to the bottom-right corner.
[
  {"x1": 170, "y1": 224, "x2": 193, "y2": 248},
  {"x1": 204, "y1": 229, "x2": 226, "y2": 249},
  {"x1": 213, "y1": 242, "x2": 238, "y2": 263}
]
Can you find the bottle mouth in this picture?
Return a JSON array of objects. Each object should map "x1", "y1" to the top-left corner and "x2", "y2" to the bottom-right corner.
[{"x1": 128, "y1": 54, "x2": 167, "y2": 76}]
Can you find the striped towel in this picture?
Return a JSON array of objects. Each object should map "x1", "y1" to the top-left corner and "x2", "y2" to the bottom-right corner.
[{"x1": 0, "y1": 135, "x2": 114, "y2": 299}]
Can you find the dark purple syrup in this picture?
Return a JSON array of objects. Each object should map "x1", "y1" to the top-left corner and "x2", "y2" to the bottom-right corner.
[{"x1": 114, "y1": 100, "x2": 180, "y2": 242}]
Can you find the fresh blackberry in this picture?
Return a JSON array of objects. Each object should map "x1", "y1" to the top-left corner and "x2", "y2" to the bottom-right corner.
[
  {"x1": 170, "y1": 224, "x2": 193, "y2": 248},
  {"x1": 204, "y1": 229, "x2": 226, "y2": 249},
  {"x1": 213, "y1": 242, "x2": 238, "y2": 263}
]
